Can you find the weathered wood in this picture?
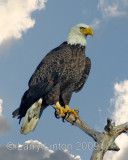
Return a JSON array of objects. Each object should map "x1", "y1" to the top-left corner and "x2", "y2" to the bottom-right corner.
[{"x1": 54, "y1": 108, "x2": 128, "y2": 160}]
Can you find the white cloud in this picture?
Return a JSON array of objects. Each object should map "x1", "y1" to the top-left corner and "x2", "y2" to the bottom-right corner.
[
  {"x1": 90, "y1": 18, "x2": 101, "y2": 30},
  {"x1": 104, "y1": 80, "x2": 128, "y2": 160},
  {"x1": 0, "y1": 0, "x2": 47, "y2": 45},
  {"x1": 0, "y1": 99, "x2": 11, "y2": 135},
  {"x1": 112, "y1": 80, "x2": 128, "y2": 125},
  {"x1": 0, "y1": 140, "x2": 81, "y2": 160},
  {"x1": 98, "y1": 0, "x2": 128, "y2": 18}
]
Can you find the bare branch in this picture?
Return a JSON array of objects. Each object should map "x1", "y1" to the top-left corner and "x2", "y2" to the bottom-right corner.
[
  {"x1": 54, "y1": 107, "x2": 101, "y2": 141},
  {"x1": 54, "y1": 107, "x2": 128, "y2": 160},
  {"x1": 108, "y1": 142, "x2": 120, "y2": 151}
]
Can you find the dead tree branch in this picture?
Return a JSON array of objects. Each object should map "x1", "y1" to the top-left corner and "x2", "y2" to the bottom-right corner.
[{"x1": 54, "y1": 108, "x2": 128, "y2": 160}]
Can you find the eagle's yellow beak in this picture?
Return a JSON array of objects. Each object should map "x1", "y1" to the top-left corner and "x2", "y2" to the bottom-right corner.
[{"x1": 80, "y1": 27, "x2": 93, "y2": 36}]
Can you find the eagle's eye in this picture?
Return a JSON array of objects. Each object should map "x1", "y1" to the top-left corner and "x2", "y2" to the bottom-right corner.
[{"x1": 80, "y1": 27, "x2": 85, "y2": 30}]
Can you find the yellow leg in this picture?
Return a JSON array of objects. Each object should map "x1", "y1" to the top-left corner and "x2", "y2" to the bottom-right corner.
[{"x1": 54, "y1": 101, "x2": 78, "y2": 118}]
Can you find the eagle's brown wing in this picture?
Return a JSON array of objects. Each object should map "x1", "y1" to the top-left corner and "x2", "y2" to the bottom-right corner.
[{"x1": 75, "y1": 57, "x2": 91, "y2": 92}]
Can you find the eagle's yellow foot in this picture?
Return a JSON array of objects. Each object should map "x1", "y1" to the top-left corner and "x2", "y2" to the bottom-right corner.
[
  {"x1": 64, "y1": 105, "x2": 79, "y2": 118},
  {"x1": 54, "y1": 102, "x2": 65, "y2": 117},
  {"x1": 54, "y1": 102, "x2": 79, "y2": 118}
]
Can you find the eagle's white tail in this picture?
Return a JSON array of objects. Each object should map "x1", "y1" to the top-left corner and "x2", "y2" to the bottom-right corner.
[{"x1": 20, "y1": 98, "x2": 43, "y2": 135}]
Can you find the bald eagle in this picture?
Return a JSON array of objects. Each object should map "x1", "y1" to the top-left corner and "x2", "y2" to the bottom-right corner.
[{"x1": 12, "y1": 24, "x2": 93, "y2": 135}]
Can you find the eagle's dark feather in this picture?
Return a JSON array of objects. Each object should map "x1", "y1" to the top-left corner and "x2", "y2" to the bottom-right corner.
[{"x1": 12, "y1": 42, "x2": 91, "y2": 123}]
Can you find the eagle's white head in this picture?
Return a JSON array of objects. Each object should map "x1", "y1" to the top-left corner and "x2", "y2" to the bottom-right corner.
[{"x1": 67, "y1": 24, "x2": 93, "y2": 46}]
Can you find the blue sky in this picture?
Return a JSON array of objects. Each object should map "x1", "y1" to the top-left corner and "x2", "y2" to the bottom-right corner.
[{"x1": 0, "y1": 0, "x2": 128, "y2": 159}]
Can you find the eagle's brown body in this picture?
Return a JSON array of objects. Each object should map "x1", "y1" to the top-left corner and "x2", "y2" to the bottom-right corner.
[{"x1": 14, "y1": 42, "x2": 91, "y2": 122}]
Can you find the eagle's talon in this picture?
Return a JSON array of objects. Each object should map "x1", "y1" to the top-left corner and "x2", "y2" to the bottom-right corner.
[
  {"x1": 54, "y1": 111, "x2": 60, "y2": 119},
  {"x1": 62, "y1": 118, "x2": 66, "y2": 122},
  {"x1": 73, "y1": 117, "x2": 78, "y2": 123}
]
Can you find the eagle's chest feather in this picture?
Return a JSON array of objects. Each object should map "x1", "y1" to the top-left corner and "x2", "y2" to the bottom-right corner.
[{"x1": 60, "y1": 45, "x2": 86, "y2": 84}]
